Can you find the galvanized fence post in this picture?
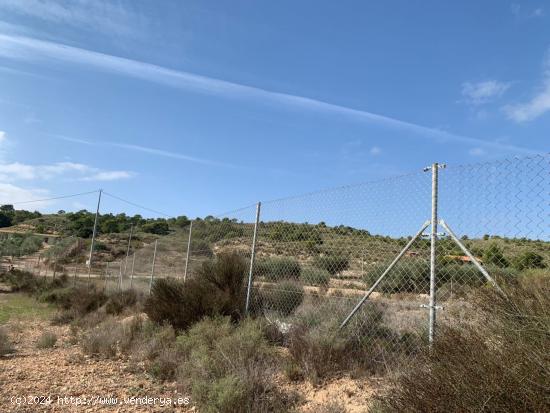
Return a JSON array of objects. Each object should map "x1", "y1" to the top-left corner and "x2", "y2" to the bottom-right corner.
[
  {"x1": 428, "y1": 163, "x2": 440, "y2": 345},
  {"x1": 130, "y1": 252, "x2": 136, "y2": 289},
  {"x1": 87, "y1": 189, "x2": 102, "y2": 283},
  {"x1": 104, "y1": 262, "x2": 109, "y2": 291},
  {"x1": 149, "y1": 240, "x2": 158, "y2": 294},
  {"x1": 118, "y1": 261, "x2": 123, "y2": 292},
  {"x1": 53, "y1": 252, "x2": 57, "y2": 279},
  {"x1": 124, "y1": 225, "x2": 133, "y2": 276},
  {"x1": 183, "y1": 221, "x2": 193, "y2": 282},
  {"x1": 245, "y1": 202, "x2": 261, "y2": 314}
]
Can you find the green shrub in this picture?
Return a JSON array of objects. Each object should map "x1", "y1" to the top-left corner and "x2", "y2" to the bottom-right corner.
[
  {"x1": 145, "y1": 253, "x2": 247, "y2": 330},
  {"x1": 42, "y1": 285, "x2": 107, "y2": 323},
  {"x1": 483, "y1": 243, "x2": 509, "y2": 268},
  {"x1": 313, "y1": 255, "x2": 349, "y2": 275},
  {"x1": 147, "y1": 345, "x2": 179, "y2": 380},
  {"x1": 145, "y1": 278, "x2": 210, "y2": 330},
  {"x1": 128, "y1": 323, "x2": 178, "y2": 380},
  {"x1": 256, "y1": 281, "x2": 304, "y2": 316},
  {"x1": 0, "y1": 327, "x2": 13, "y2": 355},
  {"x1": 0, "y1": 269, "x2": 47, "y2": 293},
  {"x1": 374, "y1": 277, "x2": 550, "y2": 412},
  {"x1": 93, "y1": 241, "x2": 109, "y2": 252},
  {"x1": 288, "y1": 299, "x2": 418, "y2": 383},
  {"x1": 512, "y1": 250, "x2": 546, "y2": 271},
  {"x1": 105, "y1": 290, "x2": 138, "y2": 315},
  {"x1": 36, "y1": 331, "x2": 57, "y2": 349},
  {"x1": 191, "y1": 239, "x2": 213, "y2": 257},
  {"x1": 81, "y1": 320, "x2": 119, "y2": 358},
  {"x1": 19, "y1": 235, "x2": 44, "y2": 255},
  {"x1": 176, "y1": 317, "x2": 294, "y2": 413},
  {"x1": 363, "y1": 258, "x2": 499, "y2": 294},
  {"x1": 195, "y1": 252, "x2": 247, "y2": 318},
  {"x1": 301, "y1": 267, "x2": 331, "y2": 286},
  {"x1": 142, "y1": 221, "x2": 170, "y2": 235},
  {"x1": 255, "y1": 257, "x2": 301, "y2": 281}
]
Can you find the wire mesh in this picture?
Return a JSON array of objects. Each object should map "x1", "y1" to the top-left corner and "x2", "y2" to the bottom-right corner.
[
  {"x1": 3, "y1": 154, "x2": 549, "y2": 363},
  {"x1": 185, "y1": 205, "x2": 258, "y2": 282}
]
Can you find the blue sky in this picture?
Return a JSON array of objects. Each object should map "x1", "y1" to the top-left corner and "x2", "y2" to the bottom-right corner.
[{"x1": 0, "y1": 1, "x2": 548, "y2": 220}]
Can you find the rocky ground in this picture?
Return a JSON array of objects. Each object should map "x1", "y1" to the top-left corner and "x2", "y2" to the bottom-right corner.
[
  {"x1": 0, "y1": 320, "x2": 192, "y2": 412},
  {"x1": 0, "y1": 293, "x2": 377, "y2": 412}
]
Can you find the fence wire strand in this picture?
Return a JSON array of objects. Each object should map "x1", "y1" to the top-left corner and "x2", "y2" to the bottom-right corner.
[{"x1": 4, "y1": 154, "x2": 549, "y2": 360}]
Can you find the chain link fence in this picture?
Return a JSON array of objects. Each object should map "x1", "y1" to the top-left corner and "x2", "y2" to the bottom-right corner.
[{"x1": 4, "y1": 154, "x2": 549, "y2": 360}]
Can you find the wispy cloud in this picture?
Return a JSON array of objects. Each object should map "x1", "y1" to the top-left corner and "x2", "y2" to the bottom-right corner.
[
  {"x1": 0, "y1": 0, "x2": 143, "y2": 37},
  {"x1": 0, "y1": 131, "x2": 6, "y2": 143},
  {"x1": 0, "y1": 161, "x2": 133, "y2": 182},
  {"x1": 461, "y1": 80, "x2": 510, "y2": 105},
  {"x1": 0, "y1": 33, "x2": 540, "y2": 155},
  {"x1": 81, "y1": 170, "x2": 133, "y2": 181},
  {"x1": 369, "y1": 146, "x2": 382, "y2": 156},
  {"x1": 511, "y1": 4, "x2": 545, "y2": 19},
  {"x1": 53, "y1": 135, "x2": 240, "y2": 168},
  {"x1": 504, "y1": 51, "x2": 550, "y2": 122}
]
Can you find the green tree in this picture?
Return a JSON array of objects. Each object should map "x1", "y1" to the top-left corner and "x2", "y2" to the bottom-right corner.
[
  {"x1": 175, "y1": 215, "x2": 190, "y2": 229},
  {"x1": 142, "y1": 221, "x2": 170, "y2": 235},
  {"x1": 483, "y1": 243, "x2": 509, "y2": 268},
  {"x1": 513, "y1": 251, "x2": 546, "y2": 271},
  {"x1": 0, "y1": 212, "x2": 12, "y2": 228}
]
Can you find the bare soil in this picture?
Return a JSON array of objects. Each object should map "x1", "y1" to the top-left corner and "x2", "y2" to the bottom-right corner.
[
  {"x1": 0, "y1": 319, "x2": 191, "y2": 412},
  {"x1": 0, "y1": 293, "x2": 378, "y2": 412}
]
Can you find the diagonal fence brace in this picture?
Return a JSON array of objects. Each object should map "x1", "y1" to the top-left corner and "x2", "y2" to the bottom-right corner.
[
  {"x1": 439, "y1": 220, "x2": 505, "y2": 296},
  {"x1": 340, "y1": 220, "x2": 431, "y2": 329}
]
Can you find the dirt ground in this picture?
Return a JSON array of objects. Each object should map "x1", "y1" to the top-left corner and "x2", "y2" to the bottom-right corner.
[{"x1": 0, "y1": 293, "x2": 377, "y2": 412}]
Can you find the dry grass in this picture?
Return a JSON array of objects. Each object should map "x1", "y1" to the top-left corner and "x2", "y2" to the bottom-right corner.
[
  {"x1": 373, "y1": 275, "x2": 550, "y2": 412},
  {"x1": 36, "y1": 331, "x2": 57, "y2": 349},
  {"x1": 0, "y1": 327, "x2": 13, "y2": 355}
]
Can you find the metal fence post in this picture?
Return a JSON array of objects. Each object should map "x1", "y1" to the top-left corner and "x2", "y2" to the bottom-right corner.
[
  {"x1": 124, "y1": 225, "x2": 133, "y2": 276},
  {"x1": 130, "y1": 253, "x2": 136, "y2": 289},
  {"x1": 428, "y1": 163, "x2": 439, "y2": 345},
  {"x1": 87, "y1": 189, "x2": 102, "y2": 283},
  {"x1": 118, "y1": 261, "x2": 123, "y2": 292},
  {"x1": 149, "y1": 240, "x2": 158, "y2": 294},
  {"x1": 104, "y1": 262, "x2": 109, "y2": 291},
  {"x1": 245, "y1": 202, "x2": 261, "y2": 314},
  {"x1": 53, "y1": 252, "x2": 57, "y2": 279},
  {"x1": 183, "y1": 221, "x2": 193, "y2": 282}
]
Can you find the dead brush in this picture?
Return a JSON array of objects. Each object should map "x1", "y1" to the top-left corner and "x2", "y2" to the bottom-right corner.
[{"x1": 374, "y1": 276, "x2": 550, "y2": 412}]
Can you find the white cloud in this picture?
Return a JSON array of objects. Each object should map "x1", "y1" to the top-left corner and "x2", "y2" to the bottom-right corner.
[
  {"x1": 511, "y1": 4, "x2": 545, "y2": 18},
  {"x1": 0, "y1": 162, "x2": 37, "y2": 180},
  {"x1": 504, "y1": 52, "x2": 550, "y2": 122},
  {"x1": 0, "y1": 0, "x2": 143, "y2": 37},
  {"x1": 81, "y1": 171, "x2": 133, "y2": 181},
  {"x1": 369, "y1": 146, "x2": 382, "y2": 156},
  {"x1": 461, "y1": 80, "x2": 510, "y2": 105},
  {"x1": 0, "y1": 131, "x2": 6, "y2": 143},
  {"x1": 469, "y1": 147, "x2": 485, "y2": 156},
  {"x1": 0, "y1": 182, "x2": 51, "y2": 207},
  {"x1": 0, "y1": 161, "x2": 133, "y2": 182},
  {"x1": 0, "y1": 34, "x2": 538, "y2": 155}
]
